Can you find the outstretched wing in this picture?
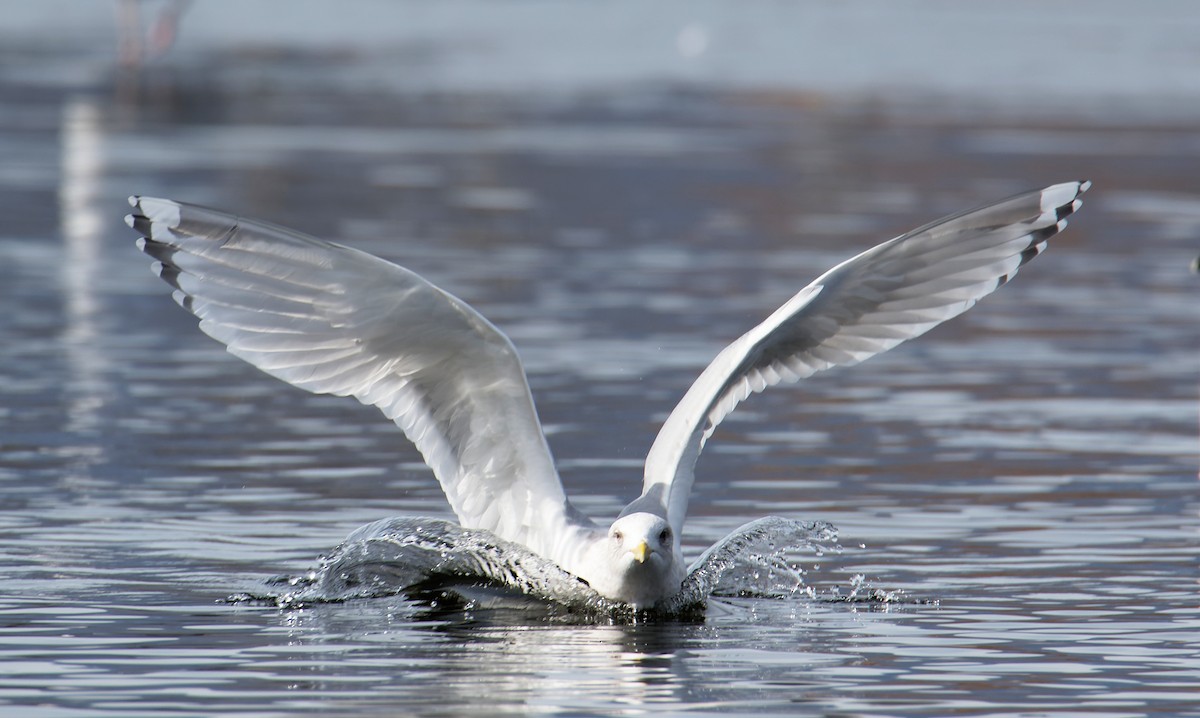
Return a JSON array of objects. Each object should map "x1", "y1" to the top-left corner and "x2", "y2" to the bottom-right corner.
[
  {"x1": 128, "y1": 197, "x2": 584, "y2": 554},
  {"x1": 641, "y1": 181, "x2": 1091, "y2": 532}
]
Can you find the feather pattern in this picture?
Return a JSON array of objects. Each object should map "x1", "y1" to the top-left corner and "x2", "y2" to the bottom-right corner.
[
  {"x1": 127, "y1": 197, "x2": 586, "y2": 561},
  {"x1": 642, "y1": 181, "x2": 1091, "y2": 532}
]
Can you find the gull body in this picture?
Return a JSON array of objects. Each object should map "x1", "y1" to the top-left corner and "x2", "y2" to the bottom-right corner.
[{"x1": 127, "y1": 181, "x2": 1089, "y2": 609}]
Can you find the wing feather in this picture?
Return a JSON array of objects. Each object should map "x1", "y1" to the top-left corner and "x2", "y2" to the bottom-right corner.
[
  {"x1": 642, "y1": 181, "x2": 1090, "y2": 532},
  {"x1": 128, "y1": 197, "x2": 586, "y2": 558}
]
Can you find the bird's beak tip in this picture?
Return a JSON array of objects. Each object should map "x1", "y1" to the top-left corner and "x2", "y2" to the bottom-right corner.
[{"x1": 631, "y1": 540, "x2": 649, "y2": 563}]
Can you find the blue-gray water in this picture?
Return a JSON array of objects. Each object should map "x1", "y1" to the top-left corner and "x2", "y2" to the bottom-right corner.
[{"x1": 2, "y1": 4, "x2": 1198, "y2": 716}]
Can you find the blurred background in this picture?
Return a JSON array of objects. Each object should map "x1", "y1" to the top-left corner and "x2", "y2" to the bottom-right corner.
[{"x1": 4, "y1": 0, "x2": 1193, "y2": 519}]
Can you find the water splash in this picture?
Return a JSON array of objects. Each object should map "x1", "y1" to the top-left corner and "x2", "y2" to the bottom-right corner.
[
  {"x1": 826, "y1": 572, "x2": 916, "y2": 606},
  {"x1": 267, "y1": 517, "x2": 615, "y2": 613},
  {"x1": 239, "y1": 515, "x2": 849, "y2": 621},
  {"x1": 667, "y1": 516, "x2": 839, "y2": 610}
]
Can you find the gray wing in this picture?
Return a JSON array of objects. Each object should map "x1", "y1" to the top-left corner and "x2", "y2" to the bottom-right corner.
[
  {"x1": 641, "y1": 181, "x2": 1091, "y2": 532},
  {"x1": 128, "y1": 197, "x2": 585, "y2": 555}
]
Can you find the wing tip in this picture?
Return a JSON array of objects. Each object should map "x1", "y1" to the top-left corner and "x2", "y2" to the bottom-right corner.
[
  {"x1": 1038, "y1": 180, "x2": 1091, "y2": 226},
  {"x1": 126, "y1": 196, "x2": 145, "y2": 232},
  {"x1": 1042, "y1": 180, "x2": 1089, "y2": 213},
  {"x1": 1004, "y1": 180, "x2": 1090, "y2": 282},
  {"x1": 125, "y1": 196, "x2": 183, "y2": 241}
]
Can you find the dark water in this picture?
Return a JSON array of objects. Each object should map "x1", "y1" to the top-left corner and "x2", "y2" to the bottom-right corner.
[{"x1": 2, "y1": 5, "x2": 1198, "y2": 716}]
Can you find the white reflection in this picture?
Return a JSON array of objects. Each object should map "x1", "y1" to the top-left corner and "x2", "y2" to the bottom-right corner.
[
  {"x1": 281, "y1": 603, "x2": 698, "y2": 712},
  {"x1": 58, "y1": 96, "x2": 108, "y2": 446}
]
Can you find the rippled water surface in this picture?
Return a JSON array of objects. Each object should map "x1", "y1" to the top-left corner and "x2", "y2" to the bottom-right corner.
[{"x1": 2, "y1": 4, "x2": 1198, "y2": 716}]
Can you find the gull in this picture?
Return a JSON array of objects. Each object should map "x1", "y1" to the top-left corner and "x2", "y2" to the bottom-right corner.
[{"x1": 127, "y1": 180, "x2": 1089, "y2": 609}]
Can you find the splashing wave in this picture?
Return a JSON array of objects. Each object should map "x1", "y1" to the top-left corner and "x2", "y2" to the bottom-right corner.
[{"x1": 239, "y1": 516, "x2": 841, "y2": 620}]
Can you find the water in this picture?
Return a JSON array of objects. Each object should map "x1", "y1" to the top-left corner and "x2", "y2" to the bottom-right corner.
[{"x1": 2, "y1": 4, "x2": 1198, "y2": 716}]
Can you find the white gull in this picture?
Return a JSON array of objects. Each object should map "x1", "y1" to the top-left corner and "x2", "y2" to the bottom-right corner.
[{"x1": 127, "y1": 180, "x2": 1089, "y2": 609}]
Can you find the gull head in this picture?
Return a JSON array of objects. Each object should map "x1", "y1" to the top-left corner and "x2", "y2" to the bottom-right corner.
[
  {"x1": 580, "y1": 511, "x2": 685, "y2": 609},
  {"x1": 611, "y1": 512, "x2": 673, "y2": 567}
]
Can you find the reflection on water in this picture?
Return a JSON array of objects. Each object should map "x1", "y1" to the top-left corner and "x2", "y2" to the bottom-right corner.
[{"x1": 1, "y1": 15, "x2": 1198, "y2": 717}]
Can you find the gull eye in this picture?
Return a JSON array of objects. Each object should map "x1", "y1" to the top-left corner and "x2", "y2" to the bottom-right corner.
[
  {"x1": 612, "y1": 530, "x2": 623, "y2": 542},
  {"x1": 658, "y1": 528, "x2": 671, "y2": 544}
]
